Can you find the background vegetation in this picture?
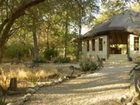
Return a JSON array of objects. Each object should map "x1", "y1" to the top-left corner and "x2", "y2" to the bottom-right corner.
[{"x1": 0, "y1": 0, "x2": 140, "y2": 63}]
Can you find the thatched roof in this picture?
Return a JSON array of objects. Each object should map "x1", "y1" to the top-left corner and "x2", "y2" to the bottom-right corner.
[{"x1": 83, "y1": 10, "x2": 140, "y2": 38}]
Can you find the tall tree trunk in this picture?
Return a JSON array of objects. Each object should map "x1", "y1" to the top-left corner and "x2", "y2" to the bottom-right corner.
[
  {"x1": 0, "y1": 46, "x2": 4, "y2": 63},
  {"x1": 76, "y1": 0, "x2": 83, "y2": 61},
  {"x1": 0, "y1": 0, "x2": 45, "y2": 62},
  {"x1": 46, "y1": 27, "x2": 50, "y2": 49},
  {"x1": 64, "y1": 12, "x2": 69, "y2": 58},
  {"x1": 32, "y1": 18, "x2": 39, "y2": 63},
  {"x1": 76, "y1": 13, "x2": 82, "y2": 61}
]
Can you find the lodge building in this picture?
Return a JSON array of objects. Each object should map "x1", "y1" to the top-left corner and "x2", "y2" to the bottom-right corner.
[{"x1": 81, "y1": 11, "x2": 140, "y2": 61}]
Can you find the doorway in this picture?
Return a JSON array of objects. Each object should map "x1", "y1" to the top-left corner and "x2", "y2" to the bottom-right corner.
[{"x1": 109, "y1": 31, "x2": 128, "y2": 55}]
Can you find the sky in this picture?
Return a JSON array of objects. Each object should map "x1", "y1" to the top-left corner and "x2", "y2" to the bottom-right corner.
[
  {"x1": 81, "y1": 0, "x2": 139, "y2": 35},
  {"x1": 81, "y1": 26, "x2": 90, "y2": 34}
]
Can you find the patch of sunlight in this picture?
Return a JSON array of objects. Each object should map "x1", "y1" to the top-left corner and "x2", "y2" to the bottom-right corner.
[
  {"x1": 86, "y1": 72, "x2": 106, "y2": 77},
  {"x1": 73, "y1": 83, "x2": 130, "y2": 92},
  {"x1": 124, "y1": 65, "x2": 134, "y2": 68},
  {"x1": 108, "y1": 66, "x2": 115, "y2": 68},
  {"x1": 93, "y1": 92, "x2": 127, "y2": 104}
]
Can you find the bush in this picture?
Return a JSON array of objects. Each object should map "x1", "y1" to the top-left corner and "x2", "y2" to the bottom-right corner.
[
  {"x1": 5, "y1": 42, "x2": 31, "y2": 60},
  {"x1": 33, "y1": 55, "x2": 46, "y2": 63},
  {"x1": 0, "y1": 98, "x2": 7, "y2": 105},
  {"x1": 44, "y1": 48, "x2": 58, "y2": 61},
  {"x1": 80, "y1": 59, "x2": 98, "y2": 72},
  {"x1": 134, "y1": 56, "x2": 140, "y2": 64},
  {"x1": 54, "y1": 57, "x2": 71, "y2": 63}
]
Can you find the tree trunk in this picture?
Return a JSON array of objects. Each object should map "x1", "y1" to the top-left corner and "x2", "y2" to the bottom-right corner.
[
  {"x1": 76, "y1": 15, "x2": 82, "y2": 61},
  {"x1": 0, "y1": 0, "x2": 45, "y2": 62},
  {"x1": 0, "y1": 42, "x2": 4, "y2": 63},
  {"x1": 0, "y1": 48, "x2": 3, "y2": 63},
  {"x1": 8, "y1": 78, "x2": 17, "y2": 91},
  {"x1": 32, "y1": 18, "x2": 39, "y2": 63},
  {"x1": 64, "y1": 12, "x2": 69, "y2": 58},
  {"x1": 46, "y1": 27, "x2": 50, "y2": 49}
]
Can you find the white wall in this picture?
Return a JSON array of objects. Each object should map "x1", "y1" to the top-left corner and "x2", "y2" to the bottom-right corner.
[
  {"x1": 81, "y1": 35, "x2": 108, "y2": 61},
  {"x1": 129, "y1": 34, "x2": 140, "y2": 59},
  {"x1": 82, "y1": 34, "x2": 140, "y2": 61}
]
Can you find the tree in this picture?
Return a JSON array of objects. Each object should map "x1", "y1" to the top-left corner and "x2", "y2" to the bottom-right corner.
[
  {"x1": 0, "y1": 0, "x2": 99, "y2": 62},
  {"x1": 0, "y1": 0, "x2": 45, "y2": 62}
]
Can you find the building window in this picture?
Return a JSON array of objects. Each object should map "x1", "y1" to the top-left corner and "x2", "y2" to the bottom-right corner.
[
  {"x1": 134, "y1": 37, "x2": 139, "y2": 51},
  {"x1": 92, "y1": 39, "x2": 95, "y2": 51},
  {"x1": 99, "y1": 38, "x2": 103, "y2": 51},
  {"x1": 87, "y1": 40, "x2": 89, "y2": 51}
]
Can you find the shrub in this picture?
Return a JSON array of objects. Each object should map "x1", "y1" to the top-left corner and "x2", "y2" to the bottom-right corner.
[
  {"x1": 0, "y1": 98, "x2": 7, "y2": 105},
  {"x1": 134, "y1": 56, "x2": 140, "y2": 64},
  {"x1": 54, "y1": 57, "x2": 71, "y2": 63},
  {"x1": 33, "y1": 55, "x2": 46, "y2": 63},
  {"x1": 80, "y1": 59, "x2": 98, "y2": 72},
  {"x1": 5, "y1": 42, "x2": 31, "y2": 61},
  {"x1": 44, "y1": 48, "x2": 58, "y2": 61}
]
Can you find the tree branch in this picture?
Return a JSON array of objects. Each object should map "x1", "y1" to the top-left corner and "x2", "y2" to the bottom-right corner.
[
  {"x1": 0, "y1": 0, "x2": 5, "y2": 7},
  {"x1": 0, "y1": 0, "x2": 45, "y2": 47}
]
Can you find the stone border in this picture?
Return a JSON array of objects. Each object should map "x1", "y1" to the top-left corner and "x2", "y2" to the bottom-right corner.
[
  {"x1": 6, "y1": 74, "x2": 81, "y2": 105},
  {"x1": 120, "y1": 65, "x2": 140, "y2": 105}
]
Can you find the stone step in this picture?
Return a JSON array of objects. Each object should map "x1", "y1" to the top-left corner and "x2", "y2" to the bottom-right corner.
[{"x1": 108, "y1": 54, "x2": 128, "y2": 60}]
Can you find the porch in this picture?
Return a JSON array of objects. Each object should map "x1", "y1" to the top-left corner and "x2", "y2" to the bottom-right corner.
[{"x1": 81, "y1": 11, "x2": 140, "y2": 61}]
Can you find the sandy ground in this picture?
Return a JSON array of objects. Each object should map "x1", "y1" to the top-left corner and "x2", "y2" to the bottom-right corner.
[{"x1": 25, "y1": 62, "x2": 135, "y2": 105}]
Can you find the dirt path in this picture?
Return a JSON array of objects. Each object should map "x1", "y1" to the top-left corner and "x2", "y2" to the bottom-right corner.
[{"x1": 25, "y1": 62, "x2": 135, "y2": 105}]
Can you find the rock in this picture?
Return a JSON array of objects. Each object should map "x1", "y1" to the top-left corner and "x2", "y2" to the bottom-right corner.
[
  {"x1": 7, "y1": 90, "x2": 19, "y2": 95},
  {"x1": 53, "y1": 80, "x2": 59, "y2": 84},
  {"x1": 120, "y1": 95, "x2": 132, "y2": 105},
  {"x1": 58, "y1": 78, "x2": 63, "y2": 83},
  {"x1": 46, "y1": 81, "x2": 53, "y2": 86},
  {"x1": 22, "y1": 93, "x2": 32, "y2": 102},
  {"x1": 36, "y1": 82, "x2": 45, "y2": 87},
  {"x1": 7, "y1": 103, "x2": 15, "y2": 105},
  {"x1": 26, "y1": 88, "x2": 36, "y2": 94},
  {"x1": 120, "y1": 95, "x2": 129, "y2": 105},
  {"x1": 126, "y1": 102, "x2": 133, "y2": 105},
  {"x1": 14, "y1": 99, "x2": 24, "y2": 105},
  {"x1": 38, "y1": 84, "x2": 44, "y2": 87},
  {"x1": 63, "y1": 76, "x2": 67, "y2": 80},
  {"x1": 37, "y1": 82, "x2": 53, "y2": 87},
  {"x1": 34, "y1": 86, "x2": 39, "y2": 91}
]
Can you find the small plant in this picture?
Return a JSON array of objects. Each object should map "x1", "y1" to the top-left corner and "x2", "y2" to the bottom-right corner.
[
  {"x1": 54, "y1": 57, "x2": 71, "y2": 63},
  {"x1": 0, "y1": 98, "x2": 7, "y2": 105},
  {"x1": 44, "y1": 47, "x2": 58, "y2": 61},
  {"x1": 80, "y1": 58, "x2": 98, "y2": 72},
  {"x1": 134, "y1": 56, "x2": 140, "y2": 65}
]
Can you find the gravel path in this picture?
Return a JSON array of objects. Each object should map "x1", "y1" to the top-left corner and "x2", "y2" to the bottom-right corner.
[{"x1": 25, "y1": 62, "x2": 135, "y2": 105}]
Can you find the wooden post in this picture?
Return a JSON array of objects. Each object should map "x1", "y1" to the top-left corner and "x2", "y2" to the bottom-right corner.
[{"x1": 9, "y1": 78, "x2": 17, "y2": 91}]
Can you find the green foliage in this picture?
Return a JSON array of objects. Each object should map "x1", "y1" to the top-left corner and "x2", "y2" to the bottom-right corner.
[
  {"x1": 80, "y1": 59, "x2": 98, "y2": 72},
  {"x1": 0, "y1": 98, "x2": 7, "y2": 105},
  {"x1": 44, "y1": 47, "x2": 58, "y2": 61},
  {"x1": 5, "y1": 42, "x2": 31, "y2": 60},
  {"x1": 33, "y1": 55, "x2": 46, "y2": 63},
  {"x1": 134, "y1": 56, "x2": 140, "y2": 64},
  {"x1": 54, "y1": 57, "x2": 71, "y2": 63}
]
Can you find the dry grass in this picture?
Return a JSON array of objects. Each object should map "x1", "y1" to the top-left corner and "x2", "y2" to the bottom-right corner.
[{"x1": 0, "y1": 63, "x2": 59, "y2": 90}]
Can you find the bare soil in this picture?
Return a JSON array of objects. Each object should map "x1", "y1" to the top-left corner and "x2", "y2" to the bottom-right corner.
[{"x1": 25, "y1": 62, "x2": 135, "y2": 105}]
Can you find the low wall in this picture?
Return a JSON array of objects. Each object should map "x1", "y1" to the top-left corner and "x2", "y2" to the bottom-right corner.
[{"x1": 124, "y1": 65, "x2": 140, "y2": 105}]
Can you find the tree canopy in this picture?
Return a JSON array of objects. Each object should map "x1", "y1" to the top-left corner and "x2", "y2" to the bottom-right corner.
[{"x1": 0, "y1": 0, "x2": 140, "y2": 62}]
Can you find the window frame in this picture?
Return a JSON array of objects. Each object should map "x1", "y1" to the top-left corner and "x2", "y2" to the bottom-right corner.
[
  {"x1": 99, "y1": 38, "x2": 103, "y2": 51},
  {"x1": 92, "y1": 39, "x2": 95, "y2": 51},
  {"x1": 87, "y1": 40, "x2": 89, "y2": 51},
  {"x1": 134, "y1": 36, "x2": 139, "y2": 51}
]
